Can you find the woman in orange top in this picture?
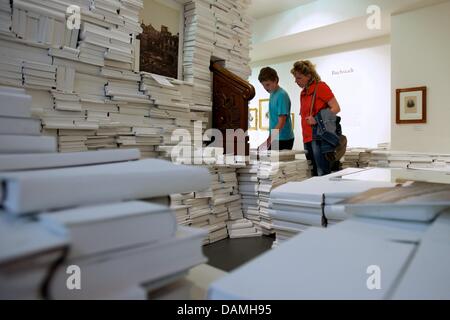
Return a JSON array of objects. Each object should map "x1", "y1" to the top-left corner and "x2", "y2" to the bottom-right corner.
[{"x1": 291, "y1": 61, "x2": 341, "y2": 176}]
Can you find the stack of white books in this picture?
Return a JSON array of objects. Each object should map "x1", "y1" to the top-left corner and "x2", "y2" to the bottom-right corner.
[
  {"x1": 184, "y1": 0, "x2": 215, "y2": 109},
  {"x1": 269, "y1": 168, "x2": 397, "y2": 245},
  {"x1": 0, "y1": 55, "x2": 22, "y2": 87},
  {"x1": 207, "y1": 218, "x2": 424, "y2": 300},
  {"x1": 170, "y1": 193, "x2": 194, "y2": 226},
  {"x1": 227, "y1": 218, "x2": 262, "y2": 239},
  {"x1": 257, "y1": 151, "x2": 307, "y2": 235},
  {"x1": 0, "y1": 86, "x2": 57, "y2": 154},
  {"x1": 237, "y1": 159, "x2": 260, "y2": 222},
  {"x1": 342, "y1": 149, "x2": 364, "y2": 168},
  {"x1": 368, "y1": 150, "x2": 450, "y2": 170},
  {"x1": 0, "y1": 151, "x2": 211, "y2": 299},
  {"x1": 22, "y1": 61, "x2": 56, "y2": 90},
  {"x1": 209, "y1": 174, "x2": 450, "y2": 299},
  {"x1": 10, "y1": 0, "x2": 67, "y2": 47},
  {"x1": 0, "y1": 0, "x2": 11, "y2": 33},
  {"x1": 368, "y1": 150, "x2": 390, "y2": 167},
  {"x1": 211, "y1": 0, "x2": 252, "y2": 80},
  {"x1": 119, "y1": 0, "x2": 144, "y2": 36}
]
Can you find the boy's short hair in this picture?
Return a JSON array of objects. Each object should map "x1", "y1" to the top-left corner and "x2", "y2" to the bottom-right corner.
[{"x1": 258, "y1": 67, "x2": 279, "y2": 83}]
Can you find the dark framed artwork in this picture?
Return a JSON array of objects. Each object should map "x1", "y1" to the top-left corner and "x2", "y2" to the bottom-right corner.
[
  {"x1": 396, "y1": 86, "x2": 427, "y2": 124},
  {"x1": 138, "y1": 0, "x2": 183, "y2": 79}
]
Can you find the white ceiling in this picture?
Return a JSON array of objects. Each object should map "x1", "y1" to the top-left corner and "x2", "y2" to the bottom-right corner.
[{"x1": 247, "y1": 0, "x2": 316, "y2": 19}]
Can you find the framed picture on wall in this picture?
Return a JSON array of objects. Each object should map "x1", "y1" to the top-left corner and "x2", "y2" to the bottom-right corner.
[
  {"x1": 139, "y1": 0, "x2": 184, "y2": 79},
  {"x1": 259, "y1": 99, "x2": 270, "y2": 131},
  {"x1": 396, "y1": 86, "x2": 427, "y2": 124},
  {"x1": 249, "y1": 108, "x2": 258, "y2": 131},
  {"x1": 291, "y1": 113, "x2": 295, "y2": 128}
]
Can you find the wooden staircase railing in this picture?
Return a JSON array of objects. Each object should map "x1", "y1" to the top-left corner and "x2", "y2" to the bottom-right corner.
[{"x1": 210, "y1": 61, "x2": 255, "y2": 157}]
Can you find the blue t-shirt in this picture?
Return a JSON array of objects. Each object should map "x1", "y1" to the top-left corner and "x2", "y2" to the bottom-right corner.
[{"x1": 269, "y1": 87, "x2": 294, "y2": 140}]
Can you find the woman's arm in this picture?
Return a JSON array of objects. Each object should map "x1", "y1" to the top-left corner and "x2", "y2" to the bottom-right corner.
[{"x1": 328, "y1": 97, "x2": 341, "y2": 114}]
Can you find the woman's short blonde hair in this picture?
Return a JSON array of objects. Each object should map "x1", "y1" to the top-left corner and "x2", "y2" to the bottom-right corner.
[{"x1": 291, "y1": 60, "x2": 321, "y2": 82}]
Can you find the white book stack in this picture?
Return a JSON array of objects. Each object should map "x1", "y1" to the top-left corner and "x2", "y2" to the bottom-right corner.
[
  {"x1": 0, "y1": 215, "x2": 69, "y2": 300},
  {"x1": 211, "y1": 0, "x2": 252, "y2": 80},
  {"x1": 368, "y1": 150, "x2": 450, "y2": 170},
  {"x1": 119, "y1": 0, "x2": 144, "y2": 36},
  {"x1": 184, "y1": 0, "x2": 215, "y2": 109},
  {"x1": 237, "y1": 157, "x2": 260, "y2": 223},
  {"x1": 11, "y1": 0, "x2": 66, "y2": 47},
  {"x1": 0, "y1": 56, "x2": 22, "y2": 87},
  {"x1": 170, "y1": 196, "x2": 192, "y2": 226},
  {"x1": 0, "y1": 0, "x2": 11, "y2": 33},
  {"x1": 369, "y1": 150, "x2": 390, "y2": 167},
  {"x1": 23, "y1": 61, "x2": 57, "y2": 90},
  {"x1": 208, "y1": 221, "x2": 228, "y2": 243},
  {"x1": 269, "y1": 170, "x2": 398, "y2": 245},
  {"x1": 343, "y1": 148, "x2": 372, "y2": 168},
  {"x1": 0, "y1": 151, "x2": 211, "y2": 299},
  {"x1": 0, "y1": 86, "x2": 58, "y2": 154},
  {"x1": 227, "y1": 218, "x2": 262, "y2": 239},
  {"x1": 256, "y1": 150, "x2": 305, "y2": 235},
  {"x1": 208, "y1": 224, "x2": 418, "y2": 300}
]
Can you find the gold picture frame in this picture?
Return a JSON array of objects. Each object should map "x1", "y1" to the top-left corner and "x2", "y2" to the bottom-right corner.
[
  {"x1": 249, "y1": 108, "x2": 258, "y2": 130},
  {"x1": 259, "y1": 99, "x2": 270, "y2": 131},
  {"x1": 291, "y1": 112, "x2": 295, "y2": 128}
]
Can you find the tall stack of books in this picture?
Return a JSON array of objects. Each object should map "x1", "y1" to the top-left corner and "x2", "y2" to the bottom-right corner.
[
  {"x1": 0, "y1": 151, "x2": 211, "y2": 299},
  {"x1": 342, "y1": 148, "x2": 372, "y2": 168},
  {"x1": 211, "y1": 0, "x2": 252, "y2": 80},
  {"x1": 0, "y1": 0, "x2": 11, "y2": 33},
  {"x1": 0, "y1": 86, "x2": 56, "y2": 154},
  {"x1": 256, "y1": 150, "x2": 308, "y2": 235},
  {"x1": 269, "y1": 169, "x2": 398, "y2": 246},
  {"x1": 237, "y1": 157, "x2": 260, "y2": 223},
  {"x1": 184, "y1": 0, "x2": 215, "y2": 111},
  {"x1": 0, "y1": 0, "x2": 252, "y2": 163},
  {"x1": 368, "y1": 150, "x2": 450, "y2": 170}
]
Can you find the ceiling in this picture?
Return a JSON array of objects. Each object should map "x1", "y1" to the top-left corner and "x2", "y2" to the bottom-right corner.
[
  {"x1": 249, "y1": 0, "x2": 448, "y2": 63},
  {"x1": 247, "y1": 0, "x2": 317, "y2": 19}
]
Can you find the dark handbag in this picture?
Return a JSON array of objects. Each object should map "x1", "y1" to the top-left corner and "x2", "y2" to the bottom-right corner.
[
  {"x1": 326, "y1": 134, "x2": 347, "y2": 162},
  {"x1": 310, "y1": 84, "x2": 347, "y2": 162}
]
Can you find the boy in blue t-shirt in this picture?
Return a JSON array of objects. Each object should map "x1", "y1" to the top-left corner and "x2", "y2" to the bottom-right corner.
[{"x1": 258, "y1": 67, "x2": 294, "y2": 151}]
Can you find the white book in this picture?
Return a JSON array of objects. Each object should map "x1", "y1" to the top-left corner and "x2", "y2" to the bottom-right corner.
[
  {"x1": 269, "y1": 209, "x2": 323, "y2": 227},
  {"x1": 0, "y1": 216, "x2": 68, "y2": 300},
  {"x1": 0, "y1": 135, "x2": 57, "y2": 154},
  {"x1": 40, "y1": 201, "x2": 178, "y2": 259},
  {"x1": 208, "y1": 228, "x2": 416, "y2": 300},
  {"x1": 0, "y1": 149, "x2": 140, "y2": 171},
  {"x1": 0, "y1": 158, "x2": 211, "y2": 214},
  {"x1": 340, "y1": 182, "x2": 450, "y2": 222},
  {"x1": 49, "y1": 226, "x2": 207, "y2": 299},
  {"x1": 271, "y1": 177, "x2": 396, "y2": 203},
  {"x1": 0, "y1": 92, "x2": 32, "y2": 118},
  {"x1": 0, "y1": 116, "x2": 41, "y2": 135},
  {"x1": 0, "y1": 215, "x2": 69, "y2": 265}
]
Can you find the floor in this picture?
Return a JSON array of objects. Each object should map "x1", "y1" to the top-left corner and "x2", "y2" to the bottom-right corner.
[{"x1": 203, "y1": 235, "x2": 275, "y2": 272}]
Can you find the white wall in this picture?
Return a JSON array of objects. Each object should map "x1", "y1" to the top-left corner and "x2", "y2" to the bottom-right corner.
[
  {"x1": 141, "y1": 0, "x2": 181, "y2": 35},
  {"x1": 391, "y1": 1, "x2": 450, "y2": 153},
  {"x1": 249, "y1": 37, "x2": 391, "y2": 150}
]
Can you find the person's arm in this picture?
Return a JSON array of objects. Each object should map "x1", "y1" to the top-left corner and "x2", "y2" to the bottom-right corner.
[
  {"x1": 270, "y1": 115, "x2": 287, "y2": 141},
  {"x1": 259, "y1": 115, "x2": 288, "y2": 151},
  {"x1": 327, "y1": 97, "x2": 341, "y2": 114}
]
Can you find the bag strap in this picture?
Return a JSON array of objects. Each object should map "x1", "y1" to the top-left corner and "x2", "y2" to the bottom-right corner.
[{"x1": 309, "y1": 82, "x2": 318, "y2": 117}]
